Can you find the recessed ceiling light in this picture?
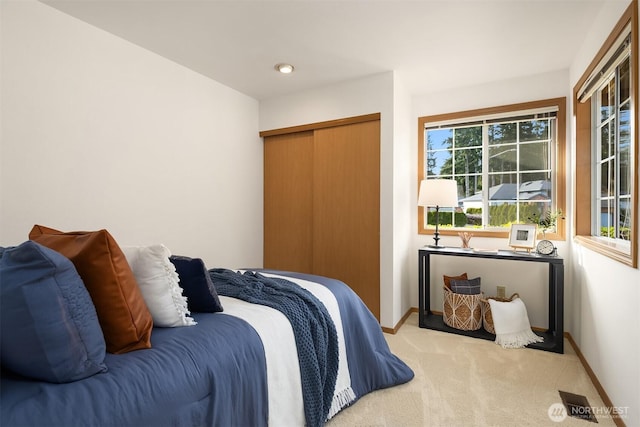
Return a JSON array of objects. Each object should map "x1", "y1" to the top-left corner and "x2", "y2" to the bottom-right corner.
[{"x1": 275, "y1": 63, "x2": 294, "y2": 74}]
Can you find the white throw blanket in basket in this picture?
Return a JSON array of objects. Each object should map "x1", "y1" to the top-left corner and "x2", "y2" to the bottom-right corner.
[{"x1": 488, "y1": 297, "x2": 544, "y2": 349}]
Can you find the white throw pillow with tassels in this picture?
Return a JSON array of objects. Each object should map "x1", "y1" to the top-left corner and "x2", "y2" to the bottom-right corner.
[
  {"x1": 122, "y1": 244, "x2": 196, "y2": 327},
  {"x1": 488, "y1": 297, "x2": 543, "y2": 349}
]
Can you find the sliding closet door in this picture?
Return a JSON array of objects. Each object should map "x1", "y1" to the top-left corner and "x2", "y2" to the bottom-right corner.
[
  {"x1": 263, "y1": 131, "x2": 313, "y2": 273},
  {"x1": 313, "y1": 120, "x2": 380, "y2": 320}
]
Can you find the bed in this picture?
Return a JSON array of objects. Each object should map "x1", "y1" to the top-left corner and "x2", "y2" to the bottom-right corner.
[{"x1": 0, "y1": 226, "x2": 414, "y2": 427}]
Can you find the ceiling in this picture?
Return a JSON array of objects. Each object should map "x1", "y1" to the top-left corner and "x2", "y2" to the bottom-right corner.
[{"x1": 42, "y1": 0, "x2": 609, "y2": 101}]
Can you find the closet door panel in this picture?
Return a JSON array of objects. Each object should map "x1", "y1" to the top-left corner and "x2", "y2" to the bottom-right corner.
[
  {"x1": 263, "y1": 131, "x2": 313, "y2": 273},
  {"x1": 312, "y1": 120, "x2": 380, "y2": 319}
]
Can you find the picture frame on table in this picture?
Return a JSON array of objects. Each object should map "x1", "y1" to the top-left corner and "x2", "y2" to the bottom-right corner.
[{"x1": 508, "y1": 224, "x2": 537, "y2": 252}]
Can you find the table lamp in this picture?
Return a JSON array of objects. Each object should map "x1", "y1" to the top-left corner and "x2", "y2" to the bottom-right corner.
[{"x1": 418, "y1": 179, "x2": 458, "y2": 248}]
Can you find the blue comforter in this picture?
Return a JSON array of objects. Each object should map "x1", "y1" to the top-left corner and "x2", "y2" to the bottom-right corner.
[
  {"x1": 1, "y1": 314, "x2": 268, "y2": 426},
  {"x1": 262, "y1": 270, "x2": 415, "y2": 400},
  {"x1": 1, "y1": 270, "x2": 414, "y2": 426}
]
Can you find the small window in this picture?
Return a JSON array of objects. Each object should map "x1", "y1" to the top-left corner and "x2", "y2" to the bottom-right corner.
[
  {"x1": 574, "y1": 3, "x2": 637, "y2": 267},
  {"x1": 418, "y1": 98, "x2": 566, "y2": 240}
]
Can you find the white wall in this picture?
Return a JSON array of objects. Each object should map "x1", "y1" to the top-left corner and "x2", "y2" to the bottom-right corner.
[
  {"x1": 259, "y1": 72, "x2": 404, "y2": 328},
  {"x1": 411, "y1": 69, "x2": 571, "y2": 329},
  {"x1": 259, "y1": 71, "x2": 394, "y2": 131},
  {"x1": 0, "y1": 1, "x2": 263, "y2": 269},
  {"x1": 392, "y1": 77, "x2": 415, "y2": 323},
  {"x1": 568, "y1": 1, "x2": 639, "y2": 425}
]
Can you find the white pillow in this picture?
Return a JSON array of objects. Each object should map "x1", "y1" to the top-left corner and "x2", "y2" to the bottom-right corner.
[
  {"x1": 488, "y1": 297, "x2": 542, "y2": 349},
  {"x1": 122, "y1": 244, "x2": 196, "y2": 327}
]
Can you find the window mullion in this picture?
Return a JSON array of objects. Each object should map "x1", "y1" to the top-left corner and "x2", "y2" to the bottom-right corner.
[
  {"x1": 516, "y1": 121, "x2": 521, "y2": 223},
  {"x1": 482, "y1": 124, "x2": 489, "y2": 228},
  {"x1": 550, "y1": 118, "x2": 557, "y2": 214},
  {"x1": 614, "y1": 66, "x2": 621, "y2": 239},
  {"x1": 592, "y1": 95, "x2": 602, "y2": 236}
]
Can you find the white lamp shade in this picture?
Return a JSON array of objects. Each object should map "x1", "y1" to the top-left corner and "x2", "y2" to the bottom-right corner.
[{"x1": 418, "y1": 179, "x2": 458, "y2": 208}]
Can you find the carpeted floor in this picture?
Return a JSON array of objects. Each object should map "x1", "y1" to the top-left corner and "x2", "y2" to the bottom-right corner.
[{"x1": 327, "y1": 312, "x2": 617, "y2": 427}]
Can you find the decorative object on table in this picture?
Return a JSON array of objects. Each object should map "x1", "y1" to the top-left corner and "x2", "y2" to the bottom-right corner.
[
  {"x1": 472, "y1": 248, "x2": 499, "y2": 253},
  {"x1": 488, "y1": 296, "x2": 544, "y2": 349},
  {"x1": 508, "y1": 224, "x2": 537, "y2": 252},
  {"x1": 418, "y1": 179, "x2": 458, "y2": 248},
  {"x1": 528, "y1": 209, "x2": 563, "y2": 237},
  {"x1": 458, "y1": 231, "x2": 473, "y2": 248},
  {"x1": 528, "y1": 209, "x2": 562, "y2": 257},
  {"x1": 536, "y1": 239, "x2": 557, "y2": 256},
  {"x1": 481, "y1": 292, "x2": 519, "y2": 334},
  {"x1": 442, "y1": 280, "x2": 482, "y2": 331}
]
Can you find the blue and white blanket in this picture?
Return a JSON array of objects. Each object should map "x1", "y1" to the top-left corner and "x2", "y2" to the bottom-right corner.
[{"x1": 210, "y1": 269, "x2": 339, "y2": 427}]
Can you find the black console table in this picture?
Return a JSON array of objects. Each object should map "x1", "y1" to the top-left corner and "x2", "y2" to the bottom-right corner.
[{"x1": 419, "y1": 247, "x2": 564, "y2": 353}]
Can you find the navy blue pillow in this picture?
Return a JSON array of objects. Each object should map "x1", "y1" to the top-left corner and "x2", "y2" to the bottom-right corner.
[
  {"x1": 450, "y1": 277, "x2": 481, "y2": 295},
  {"x1": 0, "y1": 241, "x2": 107, "y2": 383},
  {"x1": 169, "y1": 255, "x2": 223, "y2": 313}
]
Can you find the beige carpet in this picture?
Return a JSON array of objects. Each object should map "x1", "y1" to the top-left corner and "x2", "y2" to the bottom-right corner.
[{"x1": 327, "y1": 313, "x2": 617, "y2": 427}]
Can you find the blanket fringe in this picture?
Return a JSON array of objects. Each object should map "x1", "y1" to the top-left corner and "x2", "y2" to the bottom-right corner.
[
  {"x1": 326, "y1": 387, "x2": 356, "y2": 420},
  {"x1": 495, "y1": 329, "x2": 544, "y2": 349}
]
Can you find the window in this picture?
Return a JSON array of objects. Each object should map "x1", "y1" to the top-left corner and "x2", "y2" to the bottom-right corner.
[
  {"x1": 418, "y1": 98, "x2": 566, "y2": 239},
  {"x1": 574, "y1": 3, "x2": 637, "y2": 268},
  {"x1": 595, "y1": 55, "x2": 632, "y2": 241}
]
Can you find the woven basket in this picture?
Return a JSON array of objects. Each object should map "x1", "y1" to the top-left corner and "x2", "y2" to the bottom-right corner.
[
  {"x1": 480, "y1": 293, "x2": 520, "y2": 334},
  {"x1": 443, "y1": 286, "x2": 482, "y2": 331}
]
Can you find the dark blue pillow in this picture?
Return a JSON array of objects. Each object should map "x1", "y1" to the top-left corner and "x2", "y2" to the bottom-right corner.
[
  {"x1": 450, "y1": 277, "x2": 481, "y2": 295},
  {"x1": 0, "y1": 241, "x2": 107, "y2": 383},
  {"x1": 169, "y1": 255, "x2": 223, "y2": 313}
]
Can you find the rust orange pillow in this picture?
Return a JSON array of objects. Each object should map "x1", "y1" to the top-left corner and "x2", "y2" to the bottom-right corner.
[
  {"x1": 443, "y1": 272, "x2": 468, "y2": 289},
  {"x1": 29, "y1": 225, "x2": 153, "y2": 354}
]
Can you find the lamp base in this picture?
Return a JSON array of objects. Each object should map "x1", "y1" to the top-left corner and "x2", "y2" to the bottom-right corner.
[
  {"x1": 431, "y1": 226, "x2": 441, "y2": 248},
  {"x1": 427, "y1": 244, "x2": 446, "y2": 249}
]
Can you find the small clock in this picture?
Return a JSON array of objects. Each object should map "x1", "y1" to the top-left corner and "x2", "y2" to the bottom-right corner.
[{"x1": 536, "y1": 239, "x2": 556, "y2": 256}]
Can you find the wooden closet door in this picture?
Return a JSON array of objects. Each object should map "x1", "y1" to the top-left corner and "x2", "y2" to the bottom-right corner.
[
  {"x1": 313, "y1": 120, "x2": 380, "y2": 320},
  {"x1": 263, "y1": 131, "x2": 314, "y2": 273}
]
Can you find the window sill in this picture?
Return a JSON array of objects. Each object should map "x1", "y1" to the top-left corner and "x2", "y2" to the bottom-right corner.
[{"x1": 574, "y1": 235, "x2": 636, "y2": 268}]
